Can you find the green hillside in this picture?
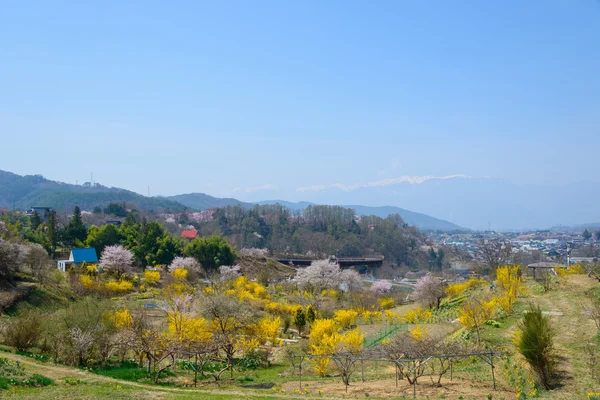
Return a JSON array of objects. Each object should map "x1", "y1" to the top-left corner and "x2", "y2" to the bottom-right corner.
[{"x1": 0, "y1": 170, "x2": 186, "y2": 212}]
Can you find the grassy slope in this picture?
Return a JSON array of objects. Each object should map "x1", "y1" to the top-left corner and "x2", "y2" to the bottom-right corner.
[
  {"x1": 480, "y1": 274, "x2": 599, "y2": 399},
  {"x1": 3, "y1": 275, "x2": 599, "y2": 399}
]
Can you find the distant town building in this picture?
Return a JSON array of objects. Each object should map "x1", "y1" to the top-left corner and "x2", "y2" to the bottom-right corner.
[
  {"x1": 25, "y1": 207, "x2": 53, "y2": 220},
  {"x1": 181, "y1": 229, "x2": 199, "y2": 240}
]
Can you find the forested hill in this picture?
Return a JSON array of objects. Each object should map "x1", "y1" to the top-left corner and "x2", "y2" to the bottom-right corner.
[
  {"x1": 0, "y1": 170, "x2": 185, "y2": 212},
  {"x1": 174, "y1": 195, "x2": 464, "y2": 231},
  {"x1": 190, "y1": 204, "x2": 433, "y2": 268},
  {"x1": 168, "y1": 193, "x2": 253, "y2": 210}
]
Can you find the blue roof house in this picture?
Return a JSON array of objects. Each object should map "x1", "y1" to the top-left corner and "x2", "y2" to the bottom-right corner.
[{"x1": 57, "y1": 248, "x2": 98, "y2": 272}]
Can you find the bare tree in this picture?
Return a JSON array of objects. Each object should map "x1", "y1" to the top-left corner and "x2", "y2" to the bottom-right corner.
[
  {"x1": 25, "y1": 243, "x2": 51, "y2": 285},
  {"x1": 199, "y1": 294, "x2": 258, "y2": 378},
  {"x1": 477, "y1": 239, "x2": 512, "y2": 271},
  {"x1": 384, "y1": 333, "x2": 433, "y2": 385},
  {"x1": 584, "y1": 295, "x2": 600, "y2": 331}
]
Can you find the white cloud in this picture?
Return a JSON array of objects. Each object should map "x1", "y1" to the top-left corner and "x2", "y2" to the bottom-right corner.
[
  {"x1": 244, "y1": 183, "x2": 277, "y2": 193},
  {"x1": 296, "y1": 175, "x2": 471, "y2": 192}
]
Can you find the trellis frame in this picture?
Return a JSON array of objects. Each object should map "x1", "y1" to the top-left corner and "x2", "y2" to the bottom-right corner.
[{"x1": 292, "y1": 350, "x2": 498, "y2": 399}]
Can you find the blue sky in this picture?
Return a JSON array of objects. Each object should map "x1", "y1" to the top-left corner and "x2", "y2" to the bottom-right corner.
[{"x1": 1, "y1": 0, "x2": 599, "y2": 201}]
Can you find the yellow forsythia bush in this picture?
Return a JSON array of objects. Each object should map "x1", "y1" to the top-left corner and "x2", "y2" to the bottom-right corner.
[
  {"x1": 105, "y1": 280, "x2": 133, "y2": 293},
  {"x1": 144, "y1": 270, "x2": 161, "y2": 285},
  {"x1": 333, "y1": 309, "x2": 359, "y2": 329},
  {"x1": 378, "y1": 297, "x2": 394, "y2": 309},
  {"x1": 79, "y1": 275, "x2": 94, "y2": 289},
  {"x1": 111, "y1": 308, "x2": 133, "y2": 329},
  {"x1": 171, "y1": 267, "x2": 188, "y2": 280}
]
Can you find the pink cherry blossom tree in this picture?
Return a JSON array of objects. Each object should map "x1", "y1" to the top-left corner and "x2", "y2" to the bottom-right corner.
[
  {"x1": 371, "y1": 280, "x2": 393, "y2": 294},
  {"x1": 409, "y1": 273, "x2": 445, "y2": 309}
]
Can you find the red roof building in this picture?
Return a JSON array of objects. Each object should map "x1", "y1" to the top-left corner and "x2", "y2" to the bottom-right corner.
[{"x1": 181, "y1": 229, "x2": 199, "y2": 240}]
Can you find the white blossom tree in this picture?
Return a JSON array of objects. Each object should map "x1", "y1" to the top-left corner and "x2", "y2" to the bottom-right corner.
[
  {"x1": 239, "y1": 248, "x2": 269, "y2": 257},
  {"x1": 295, "y1": 260, "x2": 363, "y2": 292},
  {"x1": 340, "y1": 269, "x2": 362, "y2": 292},
  {"x1": 409, "y1": 273, "x2": 445, "y2": 309},
  {"x1": 371, "y1": 280, "x2": 393, "y2": 294},
  {"x1": 0, "y1": 238, "x2": 27, "y2": 282},
  {"x1": 219, "y1": 265, "x2": 241, "y2": 282},
  {"x1": 99, "y1": 245, "x2": 133, "y2": 276},
  {"x1": 168, "y1": 256, "x2": 201, "y2": 273}
]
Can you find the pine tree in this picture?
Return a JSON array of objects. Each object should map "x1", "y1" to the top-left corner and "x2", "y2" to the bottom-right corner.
[
  {"x1": 46, "y1": 210, "x2": 58, "y2": 257},
  {"x1": 66, "y1": 206, "x2": 87, "y2": 245},
  {"x1": 30, "y1": 211, "x2": 41, "y2": 231},
  {"x1": 294, "y1": 308, "x2": 306, "y2": 335}
]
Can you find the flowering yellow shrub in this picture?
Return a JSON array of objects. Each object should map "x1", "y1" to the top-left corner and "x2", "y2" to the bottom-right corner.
[
  {"x1": 409, "y1": 324, "x2": 428, "y2": 341},
  {"x1": 321, "y1": 289, "x2": 338, "y2": 298},
  {"x1": 86, "y1": 264, "x2": 98, "y2": 274},
  {"x1": 168, "y1": 312, "x2": 212, "y2": 344},
  {"x1": 458, "y1": 297, "x2": 497, "y2": 330},
  {"x1": 255, "y1": 315, "x2": 281, "y2": 346},
  {"x1": 341, "y1": 328, "x2": 364, "y2": 353},
  {"x1": 105, "y1": 280, "x2": 133, "y2": 293},
  {"x1": 404, "y1": 307, "x2": 433, "y2": 324},
  {"x1": 333, "y1": 309, "x2": 359, "y2": 329},
  {"x1": 377, "y1": 297, "x2": 394, "y2": 309},
  {"x1": 264, "y1": 301, "x2": 301, "y2": 316},
  {"x1": 164, "y1": 282, "x2": 189, "y2": 296},
  {"x1": 309, "y1": 319, "x2": 338, "y2": 344},
  {"x1": 569, "y1": 263, "x2": 585, "y2": 275},
  {"x1": 79, "y1": 275, "x2": 94, "y2": 289},
  {"x1": 360, "y1": 309, "x2": 373, "y2": 324},
  {"x1": 384, "y1": 310, "x2": 400, "y2": 325},
  {"x1": 236, "y1": 337, "x2": 260, "y2": 353},
  {"x1": 203, "y1": 286, "x2": 214, "y2": 294},
  {"x1": 495, "y1": 265, "x2": 521, "y2": 315},
  {"x1": 144, "y1": 270, "x2": 160, "y2": 285},
  {"x1": 555, "y1": 267, "x2": 568, "y2": 278},
  {"x1": 446, "y1": 276, "x2": 487, "y2": 298},
  {"x1": 171, "y1": 268, "x2": 188, "y2": 280},
  {"x1": 309, "y1": 319, "x2": 341, "y2": 376},
  {"x1": 111, "y1": 308, "x2": 133, "y2": 329},
  {"x1": 372, "y1": 310, "x2": 383, "y2": 323}
]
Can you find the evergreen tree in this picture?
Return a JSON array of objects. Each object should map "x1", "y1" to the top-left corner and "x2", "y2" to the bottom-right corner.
[
  {"x1": 583, "y1": 229, "x2": 592, "y2": 241},
  {"x1": 30, "y1": 211, "x2": 41, "y2": 231},
  {"x1": 294, "y1": 308, "x2": 306, "y2": 335},
  {"x1": 516, "y1": 304, "x2": 556, "y2": 389},
  {"x1": 65, "y1": 206, "x2": 87, "y2": 246},
  {"x1": 46, "y1": 210, "x2": 58, "y2": 257},
  {"x1": 306, "y1": 305, "x2": 316, "y2": 324}
]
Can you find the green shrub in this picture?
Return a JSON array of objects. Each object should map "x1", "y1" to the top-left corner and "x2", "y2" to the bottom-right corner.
[{"x1": 516, "y1": 304, "x2": 556, "y2": 389}]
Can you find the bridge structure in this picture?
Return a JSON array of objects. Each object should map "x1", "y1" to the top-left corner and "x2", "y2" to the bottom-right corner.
[{"x1": 276, "y1": 257, "x2": 384, "y2": 275}]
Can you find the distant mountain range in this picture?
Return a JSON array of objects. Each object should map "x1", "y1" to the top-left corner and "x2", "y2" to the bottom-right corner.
[
  {"x1": 266, "y1": 176, "x2": 600, "y2": 231},
  {"x1": 5, "y1": 169, "x2": 597, "y2": 231},
  {"x1": 0, "y1": 169, "x2": 463, "y2": 231}
]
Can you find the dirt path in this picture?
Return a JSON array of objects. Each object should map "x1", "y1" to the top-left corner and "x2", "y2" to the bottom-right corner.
[{"x1": 0, "y1": 351, "x2": 312, "y2": 399}]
